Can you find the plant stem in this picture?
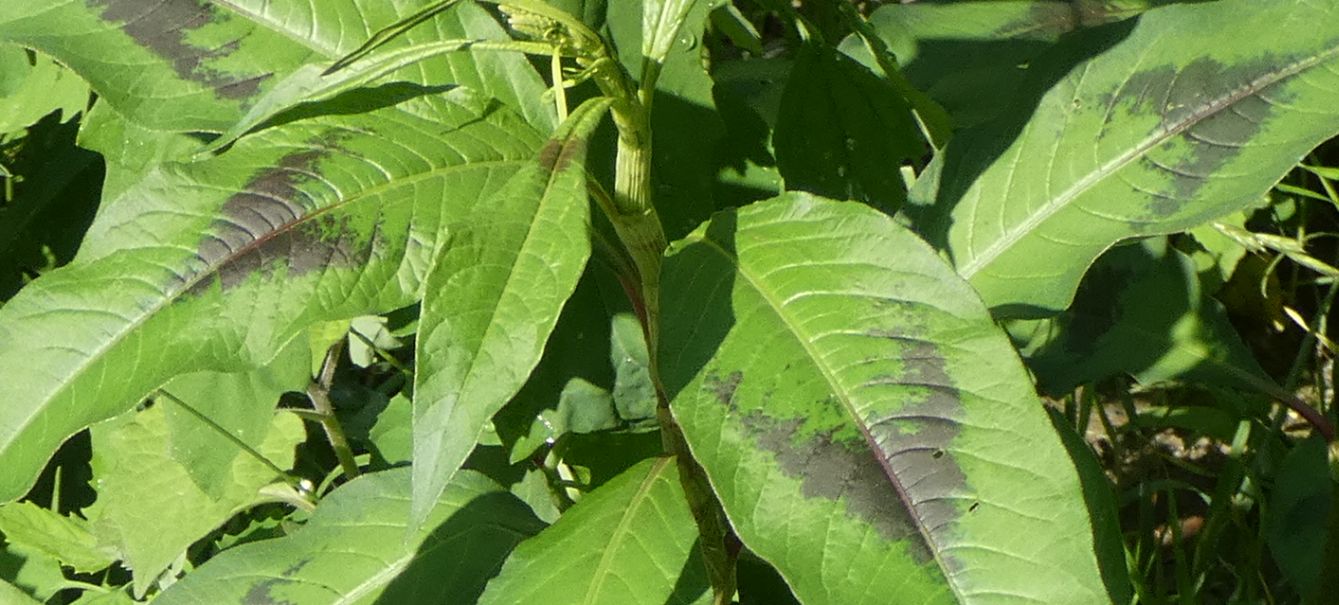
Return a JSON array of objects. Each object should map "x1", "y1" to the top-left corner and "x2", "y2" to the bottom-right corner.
[
  {"x1": 579, "y1": 27, "x2": 738, "y2": 603},
  {"x1": 307, "y1": 340, "x2": 361, "y2": 480}
]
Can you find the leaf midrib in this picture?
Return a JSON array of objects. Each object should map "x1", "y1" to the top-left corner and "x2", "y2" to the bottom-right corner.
[
  {"x1": 582, "y1": 457, "x2": 673, "y2": 603},
  {"x1": 958, "y1": 41, "x2": 1339, "y2": 278},
  {"x1": 2, "y1": 157, "x2": 528, "y2": 461},
  {"x1": 694, "y1": 230, "x2": 965, "y2": 601}
]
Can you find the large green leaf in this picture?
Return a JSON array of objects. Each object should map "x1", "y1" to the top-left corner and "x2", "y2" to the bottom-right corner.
[
  {"x1": 479, "y1": 457, "x2": 709, "y2": 605},
  {"x1": 906, "y1": 0, "x2": 1339, "y2": 317},
  {"x1": 660, "y1": 193, "x2": 1111, "y2": 603},
  {"x1": 0, "y1": 0, "x2": 552, "y2": 132},
  {"x1": 411, "y1": 99, "x2": 605, "y2": 527},
  {"x1": 153, "y1": 468, "x2": 545, "y2": 605},
  {"x1": 0, "y1": 93, "x2": 543, "y2": 503},
  {"x1": 85, "y1": 404, "x2": 303, "y2": 595}
]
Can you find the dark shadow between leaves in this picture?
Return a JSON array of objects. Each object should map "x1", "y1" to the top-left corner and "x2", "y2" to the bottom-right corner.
[
  {"x1": 373, "y1": 491, "x2": 545, "y2": 604},
  {"x1": 657, "y1": 208, "x2": 740, "y2": 403}
]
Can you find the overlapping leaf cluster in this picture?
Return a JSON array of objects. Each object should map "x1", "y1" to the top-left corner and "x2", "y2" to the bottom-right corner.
[{"x1": 1, "y1": 0, "x2": 1338, "y2": 603}]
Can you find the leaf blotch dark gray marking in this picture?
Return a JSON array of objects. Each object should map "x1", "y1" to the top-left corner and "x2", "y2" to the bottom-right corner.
[
  {"x1": 706, "y1": 371, "x2": 743, "y2": 407},
  {"x1": 243, "y1": 579, "x2": 296, "y2": 605},
  {"x1": 1098, "y1": 55, "x2": 1307, "y2": 217},
  {"x1": 734, "y1": 336, "x2": 969, "y2": 570},
  {"x1": 538, "y1": 138, "x2": 586, "y2": 173},
  {"x1": 87, "y1": 0, "x2": 268, "y2": 100},
  {"x1": 187, "y1": 144, "x2": 364, "y2": 295}
]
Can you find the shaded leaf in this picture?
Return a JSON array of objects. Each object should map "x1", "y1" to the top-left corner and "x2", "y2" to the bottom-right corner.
[
  {"x1": 85, "y1": 405, "x2": 303, "y2": 595},
  {"x1": 660, "y1": 193, "x2": 1111, "y2": 603},
  {"x1": 850, "y1": 0, "x2": 1187, "y2": 128},
  {"x1": 774, "y1": 43, "x2": 919, "y2": 213},
  {"x1": 1265, "y1": 436, "x2": 1332, "y2": 599},
  {"x1": 1014, "y1": 238, "x2": 1272, "y2": 396},
  {"x1": 0, "y1": 94, "x2": 543, "y2": 504},
  {"x1": 369, "y1": 393, "x2": 413, "y2": 466},
  {"x1": 152, "y1": 468, "x2": 545, "y2": 605},
  {"x1": 411, "y1": 98, "x2": 606, "y2": 528},
  {"x1": 906, "y1": 0, "x2": 1339, "y2": 316},
  {"x1": 0, "y1": 114, "x2": 102, "y2": 300},
  {"x1": 480, "y1": 457, "x2": 709, "y2": 605}
]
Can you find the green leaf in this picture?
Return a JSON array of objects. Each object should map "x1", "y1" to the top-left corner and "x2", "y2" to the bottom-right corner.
[
  {"x1": 369, "y1": 393, "x2": 413, "y2": 465},
  {"x1": 660, "y1": 193, "x2": 1111, "y2": 603},
  {"x1": 75, "y1": 101, "x2": 203, "y2": 202},
  {"x1": 0, "y1": 578, "x2": 41, "y2": 605},
  {"x1": 0, "y1": 0, "x2": 552, "y2": 132},
  {"x1": 480, "y1": 457, "x2": 709, "y2": 605},
  {"x1": 153, "y1": 468, "x2": 545, "y2": 605},
  {"x1": 1013, "y1": 238, "x2": 1272, "y2": 396},
  {"x1": 0, "y1": 541, "x2": 64, "y2": 602},
  {"x1": 0, "y1": 48, "x2": 88, "y2": 135},
  {"x1": 0, "y1": 94, "x2": 543, "y2": 504},
  {"x1": 774, "y1": 43, "x2": 920, "y2": 213},
  {"x1": 162, "y1": 335, "x2": 310, "y2": 496},
  {"x1": 906, "y1": 0, "x2": 1339, "y2": 317},
  {"x1": 411, "y1": 98, "x2": 607, "y2": 528},
  {"x1": 85, "y1": 404, "x2": 303, "y2": 596},
  {"x1": 0, "y1": 502, "x2": 116, "y2": 573}
]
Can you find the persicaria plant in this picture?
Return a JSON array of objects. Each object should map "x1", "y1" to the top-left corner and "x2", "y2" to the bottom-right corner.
[{"x1": 1, "y1": 0, "x2": 1338, "y2": 603}]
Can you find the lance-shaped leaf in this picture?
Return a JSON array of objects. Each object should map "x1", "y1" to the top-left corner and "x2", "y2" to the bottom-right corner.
[
  {"x1": 411, "y1": 99, "x2": 608, "y2": 527},
  {"x1": 660, "y1": 193, "x2": 1111, "y2": 604},
  {"x1": 0, "y1": 0, "x2": 552, "y2": 132},
  {"x1": 153, "y1": 468, "x2": 545, "y2": 605},
  {"x1": 906, "y1": 0, "x2": 1339, "y2": 317},
  {"x1": 480, "y1": 457, "x2": 708, "y2": 605},
  {"x1": 0, "y1": 94, "x2": 544, "y2": 504}
]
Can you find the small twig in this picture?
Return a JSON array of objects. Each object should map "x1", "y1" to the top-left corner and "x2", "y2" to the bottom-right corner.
[{"x1": 307, "y1": 340, "x2": 362, "y2": 480}]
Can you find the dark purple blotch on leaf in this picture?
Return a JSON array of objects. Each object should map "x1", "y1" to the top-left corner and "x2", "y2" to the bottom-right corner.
[
  {"x1": 87, "y1": 0, "x2": 269, "y2": 99},
  {"x1": 186, "y1": 143, "x2": 365, "y2": 296},
  {"x1": 724, "y1": 331, "x2": 970, "y2": 571}
]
